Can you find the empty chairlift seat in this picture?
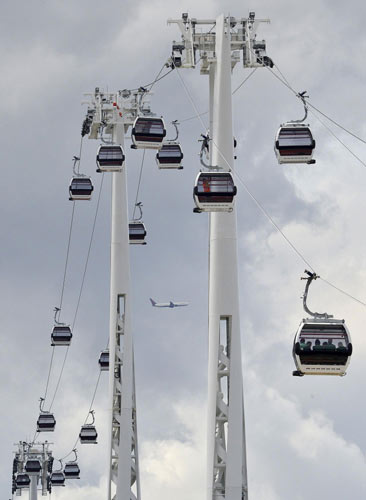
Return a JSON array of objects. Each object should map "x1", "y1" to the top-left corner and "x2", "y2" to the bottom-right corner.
[
  {"x1": 96, "y1": 145, "x2": 125, "y2": 172},
  {"x1": 98, "y1": 350, "x2": 109, "y2": 371},
  {"x1": 129, "y1": 221, "x2": 147, "y2": 245},
  {"x1": 292, "y1": 318, "x2": 352, "y2": 376},
  {"x1": 37, "y1": 412, "x2": 56, "y2": 432},
  {"x1": 79, "y1": 424, "x2": 98, "y2": 444},
  {"x1": 16, "y1": 474, "x2": 30, "y2": 488},
  {"x1": 131, "y1": 117, "x2": 166, "y2": 149},
  {"x1": 50, "y1": 472, "x2": 65, "y2": 486},
  {"x1": 193, "y1": 172, "x2": 237, "y2": 213},
  {"x1": 69, "y1": 177, "x2": 94, "y2": 201},
  {"x1": 51, "y1": 325, "x2": 72, "y2": 346},
  {"x1": 275, "y1": 124, "x2": 316, "y2": 164},
  {"x1": 64, "y1": 462, "x2": 80, "y2": 479},
  {"x1": 25, "y1": 460, "x2": 41, "y2": 474},
  {"x1": 156, "y1": 142, "x2": 184, "y2": 169}
]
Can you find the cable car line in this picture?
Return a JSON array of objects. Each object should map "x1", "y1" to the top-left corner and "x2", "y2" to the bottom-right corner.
[
  {"x1": 47, "y1": 174, "x2": 105, "y2": 413},
  {"x1": 58, "y1": 371, "x2": 102, "y2": 462},
  {"x1": 176, "y1": 63, "x2": 366, "y2": 310},
  {"x1": 266, "y1": 62, "x2": 366, "y2": 147},
  {"x1": 59, "y1": 201, "x2": 76, "y2": 318},
  {"x1": 178, "y1": 68, "x2": 257, "y2": 124},
  {"x1": 132, "y1": 150, "x2": 146, "y2": 220},
  {"x1": 319, "y1": 277, "x2": 366, "y2": 307},
  {"x1": 126, "y1": 62, "x2": 175, "y2": 94}
]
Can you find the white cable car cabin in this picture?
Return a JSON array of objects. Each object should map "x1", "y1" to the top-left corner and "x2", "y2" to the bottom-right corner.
[
  {"x1": 16, "y1": 474, "x2": 30, "y2": 488},
  {"x1": 98, "y1": 350, "x2": 109, "y2": 371},
  {"x1": 293, "y1": 319, "x2": 352, "y2": 376},
  {"x1": 96, "y1": 145, "x2": 125, "y2": 172},
  {"x1": 25, "y1": 460, "x2": 42, "y2": 473},
  {"x1": 79, "y1": 425, "x2": 98, "y2": 444},
  {"x1": 193, "y1": 172, "x2": 237, "y2": 213},
  {"x1": 131, "y1": 117, "x2": 166, "y2": 149},
  {"x1": 51, "y1": 325, "x2": 72, "y2": 346},
  {"x1": 64, "y1": 462, "x2": 80, "y2": 479},
  {"x1": 293, "y1": 271, "x2": 352, "y2": 377},
  {"x1": 69, "y1": 177, "x2": 94, "y2": 201},
  {"x1": 129, "y1": 221, "x2": 147, "y2": 245},
  {"x1": 156, "y1": 142, "x2": 183, "y2": 169},
  {"x1": 50, "y1": 472, "x2": 65, "y2": 486},
  {"x1": 275, "y1": 123, "x2": 316, "y2": 164},
  {"x1": 37, "y1": 412, "x2": 56, "y2": 432}
]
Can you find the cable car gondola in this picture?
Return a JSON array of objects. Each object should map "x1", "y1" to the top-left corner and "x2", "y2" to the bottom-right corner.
[
  {"x1": 69, "y1": 177, "x2": 94, "y2": 201},
  {"x1": 98, "y1": 350, "x2": 109, "y2": 371},
  {"x1": 193, "y1": 172, "x2": 237, "y2": 213},
  {"x1": 64, "y1": 462, "x2": 80, "y2": 479},
  {"x1": 129, "y1": 221, "x2": 147, "y2": 245},
  {"x1": 50, "y1": 472, "x2": 65, "y2": 486},
  {"x1": 25, "y1": 460, "x2": 41, "y2": 474},
  {"x1": 79, "y1": 410, "x2": 98, "y2": 444},
  {"x1": 79, "y1": 425, "x2": 98, "y2": 444},
  {"x1": 16, "y1": 474, "x2": 30, "y2": 488},
  {"x1": 156, "y1": 142, "x2": 184, "y2": 169},
  {"x1": 275, "y1": 123, "x2": 316, "y2": 164},
  {"x1": 131, "y1": 117, "x2": 166, "y2": 149},
  {"x1": 51, "y1": 325, "x2": 72, "y2": 346},
  {"x1": 37, "y1": 411, "x2": 56, "y2": 432},
  {"x1": 96, "y1": 145, "x2": 125, "y2": 172},
  {"x1": 292, "y1": 271, "x2": 352, "y2": 377}
]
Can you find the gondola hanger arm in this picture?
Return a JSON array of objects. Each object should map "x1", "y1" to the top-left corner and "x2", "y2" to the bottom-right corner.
[
  {"x1": 301, "y1": 269, "x2": 333, "y2": 319},
  {"x1": 289, "y1": 90, "x2": 309, "y2": 124}
]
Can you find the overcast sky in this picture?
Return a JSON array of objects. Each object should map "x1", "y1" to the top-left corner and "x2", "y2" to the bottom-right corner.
[{"x1": 1, "y1": 0, "x2": 366, "y2": 499}]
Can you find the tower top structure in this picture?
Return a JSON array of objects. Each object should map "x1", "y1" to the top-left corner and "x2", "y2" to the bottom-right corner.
[{"x1": 168, "y1": 12, "x2": 272, "y2": 74}]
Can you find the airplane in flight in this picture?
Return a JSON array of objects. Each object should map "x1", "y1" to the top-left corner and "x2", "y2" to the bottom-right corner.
[{"x1": 149, "y1": 298, "x2": 189, "y2": 308}]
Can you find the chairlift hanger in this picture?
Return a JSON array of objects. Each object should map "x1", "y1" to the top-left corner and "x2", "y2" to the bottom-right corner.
[
  {"x1": 292, "y1": 270, "x2": 352, "y2": 377},
  {"x1": 79, "y1": 410, "x2": 98, "y2": 444},
  {"x1": 37, "y1": 397, "x2": 56, "y2": 432},
  {"x1": 156, "y1": 120, "x2": 184, "y2": 169},
  {"x1": 274, "y1": 91, "x2": 316, "y2": 165},
  {"x1": 49, "y1": 460, "x2": 65, "y2": 486},
  {"x1": 129, "y1": 203, "x2": 147, "y2": 245},
  {"x1": 51, "y1": 307, "x2": 72, "y2": 346},
  {"x1": 64, "y1": 449, "x2": 80, "y2": 479}
]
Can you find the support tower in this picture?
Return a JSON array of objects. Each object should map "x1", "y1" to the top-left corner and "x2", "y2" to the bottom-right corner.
[{"x1": 169, "y1": 13, "x2": 271, "y2": 500}]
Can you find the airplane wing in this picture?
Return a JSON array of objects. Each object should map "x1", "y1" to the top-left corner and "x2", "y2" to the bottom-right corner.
[
  {"x1": 150, "y1": 298, "x2": 170, "y2": 307},
  {"x1": 150, "y1": 298, "x2": 188, "y2": 308}
]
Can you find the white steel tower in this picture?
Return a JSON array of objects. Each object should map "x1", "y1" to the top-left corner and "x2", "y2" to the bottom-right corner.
[
  {"x1": 168, "y1": 13, "x2": 271, "y2": 500},
  {"x1": 83, "y1": 88, "x2": 150, "y2": 500}
]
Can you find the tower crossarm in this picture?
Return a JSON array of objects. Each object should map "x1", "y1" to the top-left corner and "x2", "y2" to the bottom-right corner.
[{"x1": 168, "y1": 12, "x2": 272, "y2": 74}]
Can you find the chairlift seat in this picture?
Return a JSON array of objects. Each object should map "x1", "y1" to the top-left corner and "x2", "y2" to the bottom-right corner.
[
  {"x1": 25, "y1": 460, "x2": 41, "y2": 473},
  {"x1": 132, "y1": 117, "x2": 166, "y2": 149},
  {"x1": 64, "y1": 462, "x2": 80, "y2": 479},
  {"x1": 69, "y1": 177, "x2": 94, "y2": 201},
  {"x1": 16, "y1": 474, "x2": 30, "y2": 488},
  {"x1": 96, "y1": 145, "x2": 125, "y2": 172},
  {"x1": 129, "y1": 221, "x2": 147, "y2": 245},
  {"x1": 275, "y1": 124, "x2": 316, "y2": 164},
  {"x1": 37, "y1": 412, "x2": 56, "y2": 432},
  {"x1": 79, "y1": 424, "x2": 98, "y2": 444},
  {"x1": 51, "y1": 325, "x2": 72, "y2": 346},
  {"x1": 98, "y1": 350, "x2": 109, "y2": 371},
  {"x1": 292, "y1": 318, "x2": 352, "y2": 376},
  {"x1": 156, "y1": 142, "x2": 184, "y2": 169},
  {"x1": 50, "y1": 472, "x2": 65, "y2": 486},
  {"x1": 193, "y1": 172, "x2": 237, "y2": 213}
]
